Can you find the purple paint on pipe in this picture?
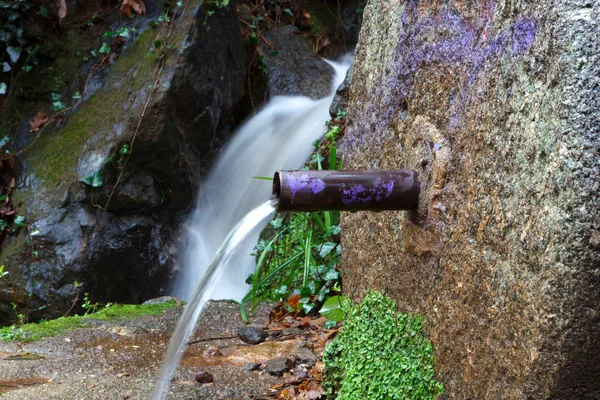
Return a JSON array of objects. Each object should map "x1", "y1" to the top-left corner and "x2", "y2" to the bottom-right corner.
[
  {"x1": 340, "y1": 179, "x2": 396, "y2": 205},
  {"x1": 310, "y1": 178, "x2": 326, "y2": 194},
  {"x1": 288, "y1": 173, "x2": 309, "y2": 204}
]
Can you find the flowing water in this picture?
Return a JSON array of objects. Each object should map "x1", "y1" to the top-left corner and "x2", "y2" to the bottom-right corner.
[
  {"x1": 154, "y1": 55, "x2": 351, "y2": 399},
  {"x1": 152, "y1": 199, "x2": 278, "y2": 400},
  {"x1": 171, "y1": 56, "x2": 352, "y2": 302}
]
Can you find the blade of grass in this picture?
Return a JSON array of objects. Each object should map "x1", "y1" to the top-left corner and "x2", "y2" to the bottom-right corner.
[
  {"x1": 312, "y1": 213, "x2": 327, "y2": 232},
  {"x1": 240, "y1": 250, "x2": 303, "y2": 322},
  {"x1": 252, "y1": 176, "x2": 273, "y2": 181},
  {"x1": 329, "y1": 147, "x2": 336, "y2": 170},
  {"x1": 251, "y1": 227, "x2": 290, "y2": 306},
  {"x1": 303, "y1": 230, "x2": 312, "y2": 287}
]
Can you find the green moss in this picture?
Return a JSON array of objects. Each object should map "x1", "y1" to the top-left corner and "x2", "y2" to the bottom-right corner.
[
  {"x1": 322, "y1": 291, "x2": 444, "y2": 399},
  {"x1": 0, "y1": 300, "x2": 179, "y2": 343},
  {"x1": 25, "y1": 26, "x2": 164, "y2": 188}
]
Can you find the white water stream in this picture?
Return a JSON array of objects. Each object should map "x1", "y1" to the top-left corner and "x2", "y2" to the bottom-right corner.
[
  {"x1": 152, "y1": 199, "x2": 278, "y2": 400},
  {"x1": 171, "y1": 57, "x2": 351, "y2": 302},
  {"x1": 153, "y1": 56, "x2": 351, "y2": 399}
]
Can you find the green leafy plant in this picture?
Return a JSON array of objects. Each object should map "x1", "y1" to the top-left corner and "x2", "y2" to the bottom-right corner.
[
  {"x1": 241, "y1": 136, "x2": 343, "y2": 321},
  {"x1": 51, "y1": 92, "x2": 66, "y2": 111},
  {"x1": 81, "y1": 171, "x2": 103, "y2": 188},
  {"x1": 81, "y1": 292, "x2": 99, "y2": 315},
  {"x1": 0, "y1": 264, "x2": 8, "y2": 278},
  {"x1": 322, "y1": 291, "x2": 444, "y2": 399},
  {"x1": 0, "y1": 0, "x2": 37, "y2": 94}
]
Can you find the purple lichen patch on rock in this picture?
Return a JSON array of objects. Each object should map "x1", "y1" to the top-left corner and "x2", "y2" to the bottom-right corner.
[{"x1": 345, "y1": 1, "x2": 537, "y2": 153}]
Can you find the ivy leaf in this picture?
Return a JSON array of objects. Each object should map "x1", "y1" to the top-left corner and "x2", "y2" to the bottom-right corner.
[
  {"x1": 99, "y1": 43, "x2": 111, "y2": 54},
  {"x1": 0, "y1": 82, "x2": 6, "y2": 95},
  {"x1": 319, "y1": 242, "x2": 337, "y2": 258},
  {"x1": 2, "y1": 62, "x2": 11, "y2": 72},
  {"x1": 6, "y1": 46, "x2": 21, "y2": 63},
  {"x1": 14, "y1": 215, "x2": 25, "y2": 228},
  {"x1": 82, "y1": 171, "x2": 103, "y2": 188},
  {"x1": 319, "y1": 295, "x2": 348, "y2": 322}
]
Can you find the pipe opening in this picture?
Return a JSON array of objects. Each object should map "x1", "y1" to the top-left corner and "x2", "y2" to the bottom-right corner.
[{"x1": 272, "y1": 171, "x2": 281, "y2": 199}]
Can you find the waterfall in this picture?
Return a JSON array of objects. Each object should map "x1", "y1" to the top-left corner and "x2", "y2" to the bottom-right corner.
[{"x1": 170, "y1": 56, "x2": 351, "y2": 301}]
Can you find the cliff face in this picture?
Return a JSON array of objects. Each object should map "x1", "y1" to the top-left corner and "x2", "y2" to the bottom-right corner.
[{"x1": 342, "y1": 0, "x2": 599, "y2": 398}]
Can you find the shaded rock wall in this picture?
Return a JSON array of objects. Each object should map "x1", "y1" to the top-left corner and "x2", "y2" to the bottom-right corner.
[
  {"x1": 0, "y1": 1, "x2": 248, "y2": 324},
  {"x1": 342, "y1": 0, "x2": 599, "y2": 398}
]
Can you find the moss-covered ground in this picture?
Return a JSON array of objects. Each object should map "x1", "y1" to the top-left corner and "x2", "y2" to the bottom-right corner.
[{"x1": 0, "y1": 300, "x2": 178, "y2": 343}]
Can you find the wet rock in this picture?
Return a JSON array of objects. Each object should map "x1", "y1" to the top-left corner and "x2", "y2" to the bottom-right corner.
[
  {"x1": 329, "y1": 63, "x2": 353, "y2": 118},
  {"x1": 0, "y1": 1, "x2": 248, "y2": 325},
  {"x1": 237, "y1": 326, "x2": 268, "y2": 345},
  {"x1": 290, "y1": 346, "x2": 317, "y2": 365},
  {"x1": 259, "y1": 25, "x2": 333, "y2": 100},
  {"x1": 244, "y1": 362, "x2": 261, "y2": 372},
  {"x1": 142, "y1": 296, "x2": 180, "y2": 306},
  {"x1": 264, "y1": 357, "x2": 294, "y2": 376},
  {"x1": 194, "y1": 371, "x2": 214, "y2": 384},
  {"x1": 343, "y1": 0, "x2": 600, "y2": 398},
  {"x1": 203, "y1": 346, "x2": 222, "y2": 357}
]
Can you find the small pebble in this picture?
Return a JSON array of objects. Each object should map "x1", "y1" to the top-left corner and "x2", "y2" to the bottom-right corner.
[
  {"x1": 195, "y1": 371, "x2": 214, "y2": 384},
  {"x1": 237, "y1": 326, "x2": 268, "y2": 344},
  {"x1": 203, "y1": 346, "x2": 222, "y2": 357},
  {"x1": 244, "y1": 362, "x2": 261, "y2": 371}
]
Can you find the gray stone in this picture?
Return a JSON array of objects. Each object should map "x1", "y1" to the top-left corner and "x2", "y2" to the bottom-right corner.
[
  {"x1": 264, "y1": 357, "x2": 294, "y2": 376},
  {"x1": 244, "y1": 362, "x2": 261, "y2": 372},
  {"x1": 194, "y1": 370, "x2": 214, "y2": 384},
  {"x1": 259, "y1": 25, "x2": 334, "y2": 100},
  {"x1": 290, "y1": 346, "x2": 317, "y2": 365},
  {"x1": 237, "y1": 326, "x2": 268, "y2": 345},
  {"x1": 329, "y1": 63, "x2": 353, "y2": 118},
  {"x1": 142, "y1": 296, "x2": 180, "y2": 305},
  {"x1": 342, "y1": 0, "x2": 599, "y2": 398}
]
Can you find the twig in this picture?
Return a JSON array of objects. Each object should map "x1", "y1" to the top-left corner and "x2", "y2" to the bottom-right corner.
[{"x1": 186, "y1": 335, "x2": 238, "y2": 345}]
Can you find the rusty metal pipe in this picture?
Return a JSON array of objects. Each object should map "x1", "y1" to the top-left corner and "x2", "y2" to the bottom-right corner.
[{"x1": 273, "y1": 170, "x2": 420, "y2": 212}]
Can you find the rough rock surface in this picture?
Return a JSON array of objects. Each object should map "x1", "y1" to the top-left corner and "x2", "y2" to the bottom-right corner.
[
  {"x1": 0, "y1": 1, "x2": 248, "y2": 324},
  {"x1": 342, "y1": 0, "x2": 599, "y2": 399},
  {"x1": 259, "y1": 25, "x2": 334, "y2": 99},
  {"x1": 0, "y1": 301, "x2": 282, "y2": 399}
]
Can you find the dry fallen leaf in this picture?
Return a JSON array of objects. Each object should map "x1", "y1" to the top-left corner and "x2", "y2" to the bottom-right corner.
[
  {"x1": 297, "y1": 388, "x2": 322, "y2": 399},
  {"x1": 58, "y1": 0, "x2": 67, "y2": 21},
  {"x1": 120, "y1": 0, "x2": 147, "y2": 18},
  {"x1": 287, "y1": 294, "x2": 301, "y2": 309},
  {"x1": 29, "y1": 110, "x2": 49, "y2": 133}
]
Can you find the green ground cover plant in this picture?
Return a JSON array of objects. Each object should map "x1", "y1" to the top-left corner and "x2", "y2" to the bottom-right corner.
[
  {"x1": 0, "y1": 300, "x2": 178, "y2": 343},
  {"x1": 322, "y1": 291, "x2": 444, "y2": 399}
]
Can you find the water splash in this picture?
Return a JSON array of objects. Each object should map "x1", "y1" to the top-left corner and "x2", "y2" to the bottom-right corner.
[
  {"x1": 171, "y1": 56, "x2": 352, "y2": 302},
  {"x1": 152, "y1": 199, "x2": 278, "y2": 400}
]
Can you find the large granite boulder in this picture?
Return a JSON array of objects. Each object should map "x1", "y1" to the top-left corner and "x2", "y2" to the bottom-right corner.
[{"x1": 342, "y1": 0, "x2": 599, "y2": 398}]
